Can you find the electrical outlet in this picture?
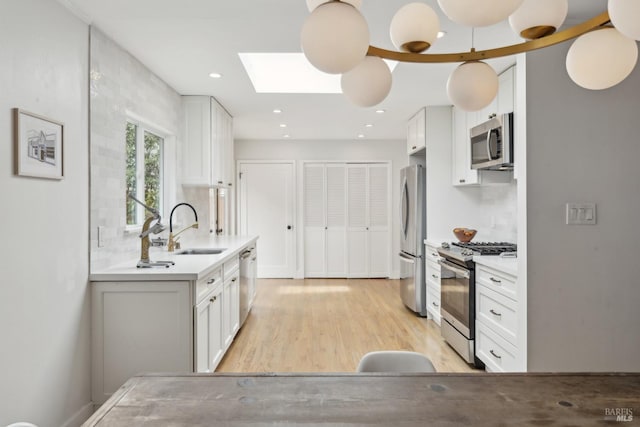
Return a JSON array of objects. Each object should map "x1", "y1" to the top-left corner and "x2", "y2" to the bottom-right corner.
[
  {"x1": 98, "y1": 226, "x2": 105, "y2": 247},
  {"x1": 566, "y1": 203, "x2": 597, "y2": 225}
]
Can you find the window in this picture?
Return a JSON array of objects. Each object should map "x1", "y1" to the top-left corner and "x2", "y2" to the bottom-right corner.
[{"x1": 126, "y1": 121, "x2": 164, "y2": 227}]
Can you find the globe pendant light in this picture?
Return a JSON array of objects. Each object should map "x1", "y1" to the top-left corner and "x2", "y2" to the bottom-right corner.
[
  {"x1": 301, "y1": 1, "x2": 370, "y2": 74},
  {"x1": 447, "y1": 61, "x2": 498, "y2": 112},
  {"x1": 437, "y1": 0, "x2": 524, "y2": 27},
  {"x1": 390, "y1": 2, "x2": 441, "y2": 53},
  {"x1": 341, "y1": 56, "x2": 392, "y2": 107},
  {"x1": 306, "y1": 0, "x2": 362, "y2": 12},
  {"x1": 566, "y1": 27, "x2": 638, "y2": 90},
  {"x1": 509, "y1": 0, "x2": 568, "y2": 40},
  {"x1": 608, "y1": 0, "x2": 640, "y2": 41}
]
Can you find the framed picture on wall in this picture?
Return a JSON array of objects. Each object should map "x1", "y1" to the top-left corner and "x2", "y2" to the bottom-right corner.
[{"x1": 13, "y1": 108, "x2": 64, "y2": 180}]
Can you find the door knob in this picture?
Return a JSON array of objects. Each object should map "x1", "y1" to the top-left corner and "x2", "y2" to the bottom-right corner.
[{"x1": 287, "y1": 225, "x2": 292, "y2": 230}]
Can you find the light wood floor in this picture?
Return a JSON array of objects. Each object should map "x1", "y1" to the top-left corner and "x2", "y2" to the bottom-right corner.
[{"x1": 217, "y1": 278, "x2": 478, "y2": 373}]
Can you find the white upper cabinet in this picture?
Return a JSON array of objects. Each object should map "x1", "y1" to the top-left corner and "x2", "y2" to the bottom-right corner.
[
  {"x1": 452, "y1": 106, "x2": 479, "y2": 186},
  {"x1": 407, "y1": 108, "x2": 426, "y2": 154},
  {"x1": 182, "y1": 96, "x2": 234, "y2": 187},
  {"x1": 497, "y1": 66, "x2": 515, "y2": 115}
]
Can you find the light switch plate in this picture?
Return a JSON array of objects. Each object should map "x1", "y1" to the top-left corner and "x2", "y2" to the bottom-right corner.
[{"x1": 566, "y1": 203, "x2": 597, "y2": 225}]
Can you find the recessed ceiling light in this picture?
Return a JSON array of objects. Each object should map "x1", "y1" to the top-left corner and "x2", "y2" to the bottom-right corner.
[
  {"x1": 437, "y1": 31, "x2": 447, "y2": 39},
  {"x1": 279, "y1": 123, "x2": 287, "y2": 128},
  {"x1": 283, "y1": 134, "x2": 291, "y2": 138},
  {"x1": 273, "y1": 109, "x2": 282, "y2": 114},
  {"x1": 209, "y1": 72, "x2": 222, "y2": 79},
  {"x1": 375, "y1": 109, "x2": 386, "y2": 114},
  {"x1": 357, "y1": 134, "x2": 365, "y2": 139},
  {"x1": 365, "y1": 123, "x2": 373, "y2": 128}
]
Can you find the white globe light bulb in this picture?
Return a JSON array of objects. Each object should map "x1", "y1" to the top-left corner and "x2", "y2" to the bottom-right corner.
[
  {"x1": 341, "y1": 56, "x2": 392, "y2": 107},
  {"x1": 509, "y1": 0, "x2": 568, "y2": 40},
  {"x1": 301, "y1": 1, "x2": 370, "y2": 74},
  {"x1": 437, "y1": 0, "x2": 524, "y2": 27},
  {"x1": 447, "y1": 61, "x2": 498, "y2": 112},
  {"x1": 390, "y1": 2, "x2": 441, "y2": 53},
  {"x1": 608, "y1": 0, "x2": 640, "y2": 41},
  {"x1": 306, "y1": 0, "x2": 362, "y2": 12},
  {"x1": 566, "y1": 27, "x2": 638, "y2": 90}
]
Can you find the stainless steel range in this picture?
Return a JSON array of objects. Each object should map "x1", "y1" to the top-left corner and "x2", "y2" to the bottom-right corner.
[{"x1": 437, "y1": 241, "x2": 517, "y2": 367}]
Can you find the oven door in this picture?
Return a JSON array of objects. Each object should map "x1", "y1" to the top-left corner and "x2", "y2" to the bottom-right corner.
[{"x1": 438, "y1": 258, "x2": 472, "y2": 338}]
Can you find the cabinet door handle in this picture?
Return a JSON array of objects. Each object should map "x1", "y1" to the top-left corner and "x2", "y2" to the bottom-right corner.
[
  {"x1": 431, "y1": 252, "x2": 439, "y2": 258},
  {"x1": 431, "y1": 274, "x2": 439, "y2": 279},
  {"x1": 210, "y1": 296, "x2": 217, "y2": 303},
  {"x1": 251, "y1": 257, "x2": 256, "y2": 261},
  {"x1": 412, "y1": 145, "x2": 417, "y2": 150},
  {"x1": 490, "y1": 350, "x2": 502, "y2": 360},
  {"x1": 459, "y1": 179, "x2": 466, "y2": 183},
  {"x1": 231, "y1": 278, "x2": 237, "y2": 282},
  {"x1": 490, "y1": 309, "x2": 502, "y2": 317},
  {"x1": 432, "y1": 301, "x2": 439, "y2": 308},
  {"x1": 490, "y1": 277, "x2": 502, "y2": 284},
  {"x1": 207, "y1": 278, "x2": 216, "y2": 285},
  {"x1": 218, "y1": 181, "x2": 223, "y2": 184}
]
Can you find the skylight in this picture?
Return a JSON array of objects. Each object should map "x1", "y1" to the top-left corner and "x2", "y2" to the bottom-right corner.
[{"x1": 239, "y1": 52, "x2": 397, "y2": 94}]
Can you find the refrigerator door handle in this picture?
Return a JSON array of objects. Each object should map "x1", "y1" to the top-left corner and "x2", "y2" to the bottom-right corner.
[
  {"x1": 401, "y1": 177, "x2": 409, "y2": 238},
  {"x1": 398, "y1": 252, "x2": 416, "y2": 262}
]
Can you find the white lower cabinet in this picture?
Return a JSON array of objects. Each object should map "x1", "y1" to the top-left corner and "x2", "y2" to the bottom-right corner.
[
  {"x1": 475, "y1": 262, "x2": 523, "y2": 372},
  {"x1": 425, "y1": 243, "x2": 442, "y2": 325},
  {"x1": 195, "y1": 285, "x2": 223, "y2": 373},
  {"x1": 91, "y1": 254, "x2": 245, "y2": 405}
]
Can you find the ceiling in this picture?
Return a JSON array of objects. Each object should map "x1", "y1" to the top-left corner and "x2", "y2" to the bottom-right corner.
[{"x1": 59, "y1": 0, "x2": 607, "y2": 140}]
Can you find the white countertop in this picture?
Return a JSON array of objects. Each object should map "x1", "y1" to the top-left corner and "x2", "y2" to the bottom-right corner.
[
  {"x1": 473, "y1": 255, "x2": 518, "y2": 277},
  {"x1": 90, "y1": 235, "x2": 258, "y2": 282}
]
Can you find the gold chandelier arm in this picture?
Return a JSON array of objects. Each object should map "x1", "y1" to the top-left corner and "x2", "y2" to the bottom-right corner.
[{"x1": 367, "y1": 11, "x2": 611, "y2": 63}]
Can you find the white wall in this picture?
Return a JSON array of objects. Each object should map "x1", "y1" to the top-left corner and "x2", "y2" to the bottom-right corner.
[
  {"x1": 0, "y1": 1, "x2": 91, "y2": 425},
  {"x1": 526, "y1": 42, "x2": 640, "y2": 371},
  {"x1": 235, "y1": 139, "x2": 408, "y2": 278},
  {"x1": 425, "y1": 107, "x2": 518, "y2": 244},
  {"x1": 89, "y1": 27, "x2": 183, "y2": 271}
]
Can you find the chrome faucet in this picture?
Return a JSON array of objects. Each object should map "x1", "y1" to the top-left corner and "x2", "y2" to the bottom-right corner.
[
  {"x1": 127, "y1": 193, "x2": 175, "y2": 268},
  {"x1": 168, "y1": 203, "x2": 199, "y2": 252}
]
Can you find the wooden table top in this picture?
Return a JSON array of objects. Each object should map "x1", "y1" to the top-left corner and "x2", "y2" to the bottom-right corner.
[{"x1": 84, "y1": 373, "x2": 639, "y2": 426}]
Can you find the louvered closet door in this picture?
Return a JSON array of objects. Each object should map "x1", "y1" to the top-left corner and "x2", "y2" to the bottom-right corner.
[
  {"x1": 325, "y1": 164, "x2": 347, "y2": 277},
  {"x1": 347, "y1": 164, "x2": 368, "y2": 278},
  {"x1": 368, "y1": 164, "x2": 389, "y2": 277},
  {"x1": 304, "y1": 164, "x2": 326, "y2": 277}
]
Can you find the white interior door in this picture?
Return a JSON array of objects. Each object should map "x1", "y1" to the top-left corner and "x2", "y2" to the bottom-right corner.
[
  {"x1": 347, "y1": 164, "x2": 368, "y2": 278},
  {"x1": 239, "y1": 162, "x2": 294, "y2": 278},
  {"x1": 303, "y1": 163, "x2": 325, "y2": 277}
]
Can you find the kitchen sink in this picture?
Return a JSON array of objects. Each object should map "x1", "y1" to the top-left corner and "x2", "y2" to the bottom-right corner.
[{"x1": 176, "y1": 248, "x2": 226, "y2": 255}]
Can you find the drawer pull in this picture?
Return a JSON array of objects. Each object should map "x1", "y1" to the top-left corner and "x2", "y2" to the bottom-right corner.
[
  {"x1": 432, "y1": 301, "x2": 439, "y2": 308},
  {"x1": 209, "y1": 296, "x2": 217, "y2": 303},
  {"x1": 431, "y1": 274, "x2": 439, "y2": 279},
  {"x1": 490, "y1": 349, "x2": 502, "y2": 360},
  {"x1": 490, "y1": 277, "x2": 502, "y2": 284},
  {"x1": 489, "y1": 309, "x2": 502, "y2": 317},
  {"x1": 207, "y1": 278, "x2": 216, "y2": 285}
]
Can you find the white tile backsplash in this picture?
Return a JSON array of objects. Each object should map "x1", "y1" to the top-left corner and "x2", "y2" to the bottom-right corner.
[{"x1": 89, "y1": 27, "x2": 182, "y2": 271}]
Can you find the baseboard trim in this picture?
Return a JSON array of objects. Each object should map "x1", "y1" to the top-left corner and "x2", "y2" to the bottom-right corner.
[{"x1": 61, "y1": 402, "x2": 94, "y2": 427}]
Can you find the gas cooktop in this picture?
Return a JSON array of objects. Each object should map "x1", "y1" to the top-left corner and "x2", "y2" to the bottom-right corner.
[
  {"x1": 452, "y1": 241, "x2": 517, "y2": 255},
  {"x1": 438, "y1": 241, "x2": 517, "y2": 263}
]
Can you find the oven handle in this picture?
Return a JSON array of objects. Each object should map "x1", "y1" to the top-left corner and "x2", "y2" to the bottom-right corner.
[{"x1": 438, "y1": 259, "x2": 470, "y2": 279}]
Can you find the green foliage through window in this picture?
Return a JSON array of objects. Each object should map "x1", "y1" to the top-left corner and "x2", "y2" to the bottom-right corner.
[{"x1": 125, "y1": 121, "x2": 163, "y2": 226}]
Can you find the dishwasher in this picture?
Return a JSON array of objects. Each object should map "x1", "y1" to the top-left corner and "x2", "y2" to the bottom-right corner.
[{"x1": 239, "y1": 245, "x2": 256, "y2": 327}]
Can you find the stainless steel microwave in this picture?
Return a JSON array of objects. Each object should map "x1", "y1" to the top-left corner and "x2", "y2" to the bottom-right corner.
[{"x1": 470, "y1": 112, "x2": 514, "y2": 171}]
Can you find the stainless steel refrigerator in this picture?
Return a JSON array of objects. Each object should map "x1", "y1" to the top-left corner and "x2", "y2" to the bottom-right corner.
[{"x1": 399, "y1": 164, "x2": 427, "y2": 316}]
